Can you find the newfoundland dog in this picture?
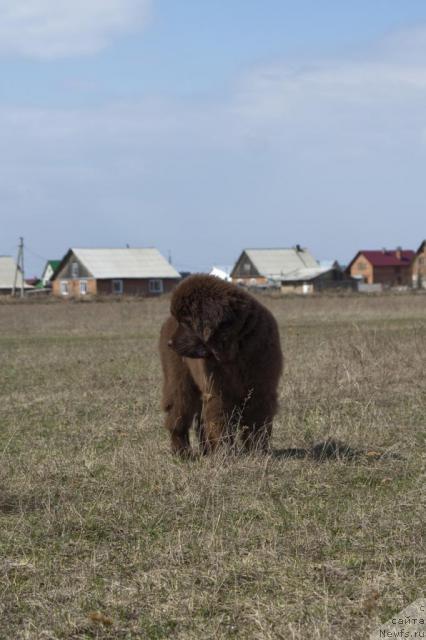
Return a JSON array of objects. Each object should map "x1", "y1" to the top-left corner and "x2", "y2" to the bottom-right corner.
[{"x1": 159, "y1": 275, "x2": 283, "y2": 456}]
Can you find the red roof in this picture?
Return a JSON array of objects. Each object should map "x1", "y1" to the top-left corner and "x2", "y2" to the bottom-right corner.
[{"x1": 358, "y1": 250, "x2": 415, "y2": 267}]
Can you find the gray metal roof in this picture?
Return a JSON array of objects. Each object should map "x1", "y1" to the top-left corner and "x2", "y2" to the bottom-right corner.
[
  {"x1": 245, "y1": 248, "x2": 318, "y2": 277},
  {"x1": 72, "y1": 248, "x2": 181, "y2": 279},
  {"x1": 281, "y1": 266, "x2": 331, "y2": 282},
  {"x1": 0, "y1": 256, "x2": 32, "y2": 290}
]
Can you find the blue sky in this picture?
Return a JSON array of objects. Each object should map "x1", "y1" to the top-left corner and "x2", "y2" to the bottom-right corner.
[{"x1": 1, "y1": 1, "x2": 426, "y2": 276}]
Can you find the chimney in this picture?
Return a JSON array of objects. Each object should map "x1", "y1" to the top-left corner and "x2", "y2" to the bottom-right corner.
[
  {"x1": 396, "y1": 246, "x2": 402, "y2": 260},
  {"x1": 295, "y1": 244, "x2": 302, "y2": 252}
]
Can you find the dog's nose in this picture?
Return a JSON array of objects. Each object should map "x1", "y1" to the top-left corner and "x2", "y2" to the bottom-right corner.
[{"x1": 168, "y1": 339, "x2": 174, "y2": 348}]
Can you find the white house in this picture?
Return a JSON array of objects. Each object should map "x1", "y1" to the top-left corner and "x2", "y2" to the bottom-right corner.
[{"x1": 0, "y1": 256, "x2": 33, "y2": 294}]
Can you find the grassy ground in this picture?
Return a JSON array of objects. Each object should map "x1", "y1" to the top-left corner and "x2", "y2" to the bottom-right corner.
[{"x1": 0, "y1": 293, "x2": 425, "y2": 639}]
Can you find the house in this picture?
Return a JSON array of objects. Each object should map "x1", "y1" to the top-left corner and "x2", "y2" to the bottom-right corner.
[
  {"x1": 231, "y1": 248, "x2": 354, "y2": 294},
  {"x1": 51, "y1": 248, "x2": 181, "y2": 298},
  {"x1": 41, "y1": 260, "x2": 61, "y2": 287},
  {"x1": 231, "y1": 246, "x2": 318, "y2": 287},
  {"x1": 412, "y1": 240, "x2": 426, "y2": 289},
  {"x1": 280, "y1": 263, "x2": 355, "y2": 294},
  {"x1": 346, "y1": 248, "x2": 415, "y2": 287},
  {"x1": 0, "y1": 256, "x2": 33, "y2": 295}
]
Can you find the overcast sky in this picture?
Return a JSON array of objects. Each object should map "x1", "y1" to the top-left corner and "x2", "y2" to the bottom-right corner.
[{"x1": 1, "y1": 0, "x2": 426, "y2": 276}]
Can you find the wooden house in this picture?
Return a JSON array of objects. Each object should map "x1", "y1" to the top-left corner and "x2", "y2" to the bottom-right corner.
[
  {"x1": 231, "y1": 246, "x2": 318, "y2": 287},
  {"x1": 51, "y1": 248, "x2": 181, "y2": 298},
  {"x1": 230, "y1": 247, "x2": 352, "y2": 294},
  {"x1": 280, "y1": 263, "x2": 355, "y2": 294}
]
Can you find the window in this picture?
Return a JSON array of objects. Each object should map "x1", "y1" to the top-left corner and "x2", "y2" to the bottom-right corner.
[
  {"x1": 149, "y1": 279, "x2": 164, "y2": 294},
  {"x1": 60, "y1": 281, "x2": 69, "y2": 296},
  {"x1": 243, "y1": 262, "x2": 251, "y2": 273},
  {"x1": 80, "y1": 280, "x2": 88, "y2": 295},
  {"x1": 112, "y1": 279, "x2": 123, "y2": 295},
  {"x1": 71, "y1": 261, "x2": 79, "y2": 278},
  {"x1": 357, "y1": 261, "x2": 367, "y2": 271}
]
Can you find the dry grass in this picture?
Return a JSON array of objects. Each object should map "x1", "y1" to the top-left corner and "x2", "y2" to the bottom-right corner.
[{"x1": 0, "y1": 293, "x2": 425, "y2": 639}]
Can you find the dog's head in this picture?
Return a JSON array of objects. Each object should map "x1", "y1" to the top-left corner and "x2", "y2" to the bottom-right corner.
[{"x1": 168, "y1": 275, "x2": 249, "y2": 362}]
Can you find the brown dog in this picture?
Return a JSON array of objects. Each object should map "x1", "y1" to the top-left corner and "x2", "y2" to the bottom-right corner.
[{"x1": 159, "y1": 275, "x2": 283, "y2": 455}]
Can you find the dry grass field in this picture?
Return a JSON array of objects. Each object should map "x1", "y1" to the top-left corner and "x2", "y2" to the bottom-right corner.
[{"x1": 0, "y1": 293, "x2": 425, "y2": 639}]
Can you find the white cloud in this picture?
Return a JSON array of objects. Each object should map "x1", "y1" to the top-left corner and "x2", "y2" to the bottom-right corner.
[
  {"x1": 377, "y1": 25, "x2": 426, "y2": 63},
  {"x1": 232, "y1": 30, "x2": 426, "y2": 133},
  {"x1": 0, "y1": 0, "x2": 151, "y2": 59},
  {"x1": 2, "y1": 25, "x2": 426, "y2": 155},
  {"x1": 1, "y1": 25, "x2": 426, "y2": 271},
  {"x1": 2, "y1": 25, "x2": 426, "y2": 173},
  {"x1": 221, "y1": 28, "x2": 426, "y2": 167}
]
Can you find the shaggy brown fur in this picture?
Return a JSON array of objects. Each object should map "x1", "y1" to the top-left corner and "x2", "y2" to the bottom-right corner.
[{"x1": 159, "y1": 275, "x2": 283, "y2": 455}]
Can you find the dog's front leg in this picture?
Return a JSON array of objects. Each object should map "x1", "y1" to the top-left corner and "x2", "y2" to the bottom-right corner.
[
  {"x1": 200, "y1": 393, "x2": 239, "y2": 453},
  {"x1": 164, "y1": 408, "x2": 193, "y2": 457},
  {"x1": 200, "y1": 393, "x2": 228, "y2": 453}
]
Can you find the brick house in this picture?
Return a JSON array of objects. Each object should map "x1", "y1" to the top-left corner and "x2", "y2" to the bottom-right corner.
[
  {"x1": 346, "y1": 248, "x2": 415, "y2": 287},
  {"x1": 412, "y1": 240, "x2": 426, "y2": 289},
  {"x1": 51, "y1": 248, "x2": 181, "y2": 298}
]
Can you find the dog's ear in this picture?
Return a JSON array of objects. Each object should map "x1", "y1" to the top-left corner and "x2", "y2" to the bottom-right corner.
[
  {"x1": 170, "y1": 294, "x2": 191, "y2": 324},
  {"x1": 169, "y1": 323, "x2": 210, "y2": 358}
]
